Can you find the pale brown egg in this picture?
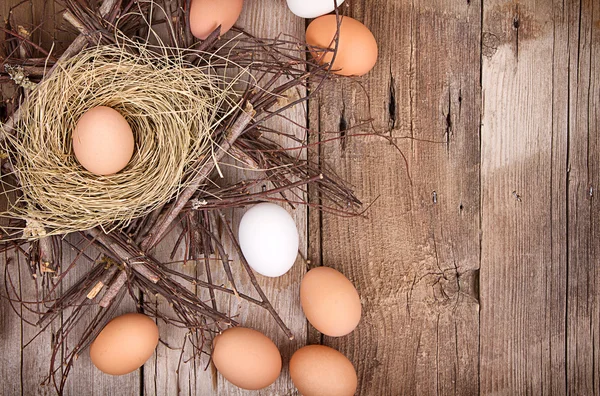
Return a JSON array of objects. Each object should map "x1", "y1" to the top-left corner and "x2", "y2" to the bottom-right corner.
[
  {"x1": 189, "y1": 0, "x2": 244, "y2": 40},
  {"x1": 290, "y1": 345, "x2": 357, "y2": 396},
  {"x1": 212, "y1": 327, "x2": 281, "y2": 390},
  {"x1": 72, "y1": 106, "x2": 134, "y2": 176},
  {"x1": 89, "y1": 313, "x2": 159, "y2": 376},
  {"x1": 306, "y1": 15, "x2": 378, "y2": 76},
  {"x1": 300, "y1": 266, "x2": 361, "y2": 337}
]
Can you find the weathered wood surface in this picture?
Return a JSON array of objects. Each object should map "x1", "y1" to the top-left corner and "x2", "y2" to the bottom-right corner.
[
  {"x1": 310, "y1": 0, "x2": 481, "y2": 394},
  {"x1": 480, "y1": 0, "x2": 599, "y2": 394},
  {"x1": 1, "y1": 0, "x2": 599, "y2": 395}
]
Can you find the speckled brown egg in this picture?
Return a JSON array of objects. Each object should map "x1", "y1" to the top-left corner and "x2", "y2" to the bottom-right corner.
[
  {"x1": 72, "y1": 106, "x2": 134, "y2": 176},
  {"x1": 89, "y1": 313, "x2": 159, "y2": 375},
  {"x1": 212, "y1": 327, "x2": 282, "y2": 390},
  {"x1": 300, "y1": 266, "x2": 361, "y2": 337},
  {"x1": 306, "y1": 15, "x2": 378, "y2": 76},
  {"x1": 290, "y1": 345, "x2": 357, "y2": 396}
]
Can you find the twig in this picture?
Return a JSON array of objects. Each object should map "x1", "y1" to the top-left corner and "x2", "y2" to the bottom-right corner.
[
  {"x1": 87, "y1": 263, "x2": 118, "y2": 299},
  {"x1": 99, "y1": 270, "x2": 126, "y2": 307},
  {"x1": 134, "y1": 204, "x2": 164, "y2": 243},
  {"x1": 62, "y1": 11, "x2": 95, "y2": 38},
  {"x1": 38, "y1": 235, "x2": 54, "y2": 270}
]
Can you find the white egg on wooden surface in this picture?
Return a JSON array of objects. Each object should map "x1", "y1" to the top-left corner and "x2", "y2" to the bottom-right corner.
[
  {"x1": 286, "y1": 0, "x2": 345, "y2": 19},
  {"x1": 238, "y1": 202, "x2": 299, "y2": 277}
]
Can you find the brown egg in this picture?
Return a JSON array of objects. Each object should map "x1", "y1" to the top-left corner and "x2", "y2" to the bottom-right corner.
[
  {"x1": 90, "y1": 313, "x2": 159, "y2": 375},
  {"x1": 189, "y1": 0, "x2": 244, "y2": 40},
  {"x1": 212, "y1": 327, "x2": 282, "y2": 390},
  {"x1": 290, "y1": 345, "x2": 357, "y2": 396},
  {"x1": 306, "y1": 15, "x2": 378, "y2": 76},
  {"x1": 72, "y1": 106, "x2": 134, "y2": 176},
  {"x1": 300, "y1": 266, "x2": 361, "y2": 337}
]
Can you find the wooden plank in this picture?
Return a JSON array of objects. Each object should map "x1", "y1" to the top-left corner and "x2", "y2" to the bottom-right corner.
[
  {"x1": 0, "y1": 0, "x2": 30, "y2": 392},
  {"x1": 0, "y1": 248, "x2": 23, "y2": 395},
  {"x1": 145, "y1": 1, "x2": 308, "y2": 395},
  {"x1": 214, "y1": 2, "x2": 308, "y2": 394},
  {"x1": 2, "y1": 2, "x2": 52, "y2": 394},
  {"x1": 480, "y1": 0, "x2": 568, "y2": 394},
  {"x1": 566, "y1": 0, "x2": 600, "y2": 394},
  {"x1": 18, "y1": 2, "x2": 79, "y2": 393},
  {"x1": 20, "y1": 254, "x2": 56, "y2": 396},
  {"x1": 140, "y1": 2, "x2": 213, "y2": 393},
  {"x1": 310, "y1": 0, "x2": 481, "y2": 394}
]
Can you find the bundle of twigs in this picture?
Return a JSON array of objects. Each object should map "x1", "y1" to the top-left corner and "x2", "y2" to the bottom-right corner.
[{"x1": 0, "y1": 0, "x2": 362, "y2": 393}]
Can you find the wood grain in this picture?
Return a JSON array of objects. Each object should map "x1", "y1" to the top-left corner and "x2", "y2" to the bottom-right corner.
[
  {"x1": 0, "y1": 249, "x2": 23, "y2": 395},
  {"x1": 480, "y1": 1, "x2": 572, "y2": 394},
  {"x1": 309, "y1": 0, "x2": 481, "y2": 395},
  {"x1": 565, "y1": 0, "x2": 600, "y2": 394},
  {"x1": 480, "y1": 0, "x2": 599, "y2": 393}
]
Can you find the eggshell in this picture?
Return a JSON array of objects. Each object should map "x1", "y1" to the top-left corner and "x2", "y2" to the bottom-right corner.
[
  {"x1": 300, "y1": 266, "x2": 361, "y2": 337},
  {"x1": 286, "y1": 0, "x2": 345, "y2": 19},
  {"x1": 306, "y1": 15, "x2": 378, "y2": 76},
  {"x1": 238, "y1": 202, "x2": 299, "y2": 277},
  {"x1": 212, "y1": 327, "x2": 282, "y2": 390},
  {"x1": 72, "y1": 106, "x2": 134, "y2": 176},
  {"x1": 90, "y1": 313, "x2": 159, "y2": 375},
  {"x1": 290, "y1": 345, "x2": 357, "y2": 396},
  {"x1": 189, "y1": 0, "x2": 244, "y2": 40}
]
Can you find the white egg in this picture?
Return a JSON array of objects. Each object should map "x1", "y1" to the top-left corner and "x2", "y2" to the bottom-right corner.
[
  {"x1": 286, "y1": 0, "x2": 345, "y2": 19},
  {"x1": 238, "y1": 203, "x2": 299, "y2": 277}
]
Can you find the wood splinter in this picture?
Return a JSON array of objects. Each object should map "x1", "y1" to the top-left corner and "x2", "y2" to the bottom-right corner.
[{"x1": 86, "y1": 281, "x2": 105, "y2": 300}]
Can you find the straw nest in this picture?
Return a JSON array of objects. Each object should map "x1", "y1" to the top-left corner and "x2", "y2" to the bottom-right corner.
[{"x1": 1, "y1": 43, "x2": 240, "y2": 238}]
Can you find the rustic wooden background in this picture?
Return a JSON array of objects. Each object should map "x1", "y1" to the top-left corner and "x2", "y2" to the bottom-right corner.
[{"x1": 1, "y1": 0, "x2": 599, "y2": 395}]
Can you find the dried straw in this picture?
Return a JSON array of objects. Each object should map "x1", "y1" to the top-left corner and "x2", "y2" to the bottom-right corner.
[{"x1": 1, "y1": 42, "x2": 242, "y2": 238}]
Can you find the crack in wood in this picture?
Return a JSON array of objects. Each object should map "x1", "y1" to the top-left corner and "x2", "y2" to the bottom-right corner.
[
  {"x1": 458, "y1": 88, "x2": 463, "y2": 118},
  {"x1": 445, "y1": 89, "x2": 453, "y2": 154},
  {"x1": 388, "y1": 68, "x2": 396, "y2": 132},
  {"x1": 339, "y1": 104, "x2": 348, "y2": 152},
  {"x1": 514, "y1": 5, "x2": 520, "y2": 60}
]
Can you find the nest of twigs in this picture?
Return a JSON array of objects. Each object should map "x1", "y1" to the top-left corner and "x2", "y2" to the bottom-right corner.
[
  {"x1": 0, "y1": 0, "x2": 368, "y2": 393},
  {"x1": 2, "y1": 42, "x2": 241, "y2": 238}
]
